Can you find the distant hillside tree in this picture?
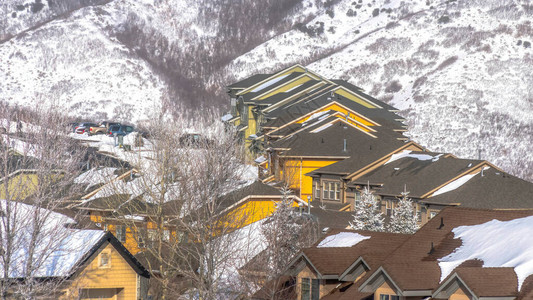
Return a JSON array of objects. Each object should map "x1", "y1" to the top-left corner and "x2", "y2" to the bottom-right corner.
[
  {"x1": 350, "y1": 187, "x2": 384, "y2": 232},
  {"x1": 387, "y1": 190, "x2": 419, "y2": 234}
]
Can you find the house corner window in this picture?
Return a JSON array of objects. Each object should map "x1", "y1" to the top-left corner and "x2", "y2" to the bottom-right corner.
[{"x1": 314, "y1": 181, "x2": 320, "y2": 199}]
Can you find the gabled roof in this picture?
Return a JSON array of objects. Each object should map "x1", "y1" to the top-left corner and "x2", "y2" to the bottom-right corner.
[
  {"x1": 299, "y1": 229, "x2": 409, "y2": 279},
  {"x1": 422, "y1": 168, "x2": 533, "y2": 209},
  {"x1": 350, "y1": 152, "x2": 487, "y2": 198},
  {"x1": 358, "y1": 207, "x2": 533, "y2": 294},
  {"x1": 263, "y1": 90, "x2": 405, "y2": 132},
  {"x1": 270, "y1": 116, "x2": 407, "y2": 159},
  {"x1": 227, "y1": 73, "x2": 272, "y2": 89},
  {"x1": 434, "y1": 267, "x2": 519, "y2": 299},
  {"x1": 73, "y1": 231, "x2": 151, "y2": 279}
]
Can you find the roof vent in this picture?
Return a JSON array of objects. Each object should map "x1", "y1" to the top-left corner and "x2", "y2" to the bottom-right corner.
[
  {"x1": 428, "y1": 242, "x2": 435, "y2": 255},
  {"x1": 438, "y1": 217, "x2": 444, "y2": 229},
  {"x1": 331, "y1": 91, "x2": 335, "y2": 97},
  {"x1": 343, "y1": 139, "x2": 347, "y2": 152},
  {"x1": 321, "y1": 138, "x2": 324, "y2": 143}
]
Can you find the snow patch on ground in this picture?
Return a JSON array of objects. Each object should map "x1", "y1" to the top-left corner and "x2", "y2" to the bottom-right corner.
[
  {"x1": 317, "y1": 232, "x2": 370, "y2": 248},
  {"x1": 438, "y1": 215, "x2": 533, "y2": 290}
]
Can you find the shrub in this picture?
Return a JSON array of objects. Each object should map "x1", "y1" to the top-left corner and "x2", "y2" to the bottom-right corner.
[
  {"x1": 524, "y1": 41, "x2": 531, "y2": 48},
  {"x1": 372, "y1": 8, "x2": 380, "y2": 17},
  {"x1": 346, "y1": 9, "x2": 356, "y2": 17},
  {"x1": 438, "y1": 15, "x2": 450, "y2": 24},
  {"x1": 385, "y1": 80, "x2": 402, "y2": 93}
]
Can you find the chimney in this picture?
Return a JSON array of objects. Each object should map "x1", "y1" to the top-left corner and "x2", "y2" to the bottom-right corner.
[
  {"x1": 428, "y1": 242, "x2": 435, "y2": 255},
  {"x1": 438, "y1": 217, "x2": 444, "y2": 229}
]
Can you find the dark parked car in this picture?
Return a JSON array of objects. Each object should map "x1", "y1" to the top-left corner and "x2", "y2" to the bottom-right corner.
[
  {"x1": 75, "y1": 122, "x2": 98, "y2": 134},
  {"x1": 108, "y1": 125, "x2": 134, "y2": 136}
]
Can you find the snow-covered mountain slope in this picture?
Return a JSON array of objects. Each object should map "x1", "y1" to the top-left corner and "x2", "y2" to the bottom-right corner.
[{"x1": 0, "y1": 0, "x2": 532, "y2": 181}]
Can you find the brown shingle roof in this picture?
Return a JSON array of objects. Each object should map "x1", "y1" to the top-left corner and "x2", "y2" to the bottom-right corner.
[
  {"x1": 302, "y1": 229, "x2": 409, "y2": 277},
  {"x1": 351, "y1": 154, "x2": 484, "y2": 198},
  {"x1": 375, "y1": 207, "x2": 533, "y2": 292},
  {"x1": 422, "y1": 168, "x2": 533, "y2": 209},
  {"x1": 453, "y1": 267, "x2": 518, "y2": 297}
]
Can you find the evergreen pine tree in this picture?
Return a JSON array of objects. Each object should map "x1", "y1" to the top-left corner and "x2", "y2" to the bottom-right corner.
[
  {"x1": 387, "y1": 190, "x2": 419, "y2": 234},
  {"x1": 350, "y1": 187, "x2": 384, "y2": 232}
]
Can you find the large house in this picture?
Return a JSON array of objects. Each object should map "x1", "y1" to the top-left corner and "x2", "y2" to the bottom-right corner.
[
  {"x1": 0, "y1": 200, "x2": 150, "y2": 299},
  {"x1": 225, "y1": 64, "x2": 407, "y2": 157},
  {"x1": 264, "y1": 207, "x2": 533, "y2": 300}
]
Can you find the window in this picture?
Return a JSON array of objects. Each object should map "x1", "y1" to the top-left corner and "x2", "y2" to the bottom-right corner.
[
  {"x1": 380, "y1": 295, "x2": 399, "y2": 300},
  {"x1": 385, "y1": 199, "x2": 395, "y2": 217},
  {"x1": 315, "y1": 181, "x2": 320, "y2": 199},
  {"x1": 301, "y1": 278, "x2": 319, "y2": 300},
  {"x1": 322, "y1": 182, "x2": 341, "y2": 201},
  {"x1": 163, "y1": 229, "x2": 170, "y2": 241},
  {"x1": 99, "y1": 251, "x2": 111, "y2": 268},
  {"x1": 355, "y1": 191, "x2": 362, "y2": 207},
  {"x1": 115, "y1": 225, "x2": 126, "y2": 243}
]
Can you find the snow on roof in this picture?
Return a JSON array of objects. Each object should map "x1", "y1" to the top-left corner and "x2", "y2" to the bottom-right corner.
[
  {"x1": 207, "y1": 220, "x2": 267, "y2": 293},
  {"x1": 317, "y1": 232, "x2": 370, "y2": 248},
  {"x1": 221, "y1": 114, "x2": 233, "y2": 122},
  {"x1": 250, "y1": 74, "x2": 289, "y2": 92},
  {"x1": 384, "y1": 150, "x2": 442, "y2": 165},
  {"x1": 74, "y1": 167, "x2": 117, "y2": 189},
  {"x1": 431, "y1": 167, "x2": 489, "y2": 196},
  {"x1": 254, "y1": 156, "x2": 267, "y2": 164},
  {"x1": 0, "y1": 200, "x2": 105, "y2": 278},
  {"x1": 438, "y1": 215, "x2": 533, "y2": 290},
  {"x1": 302, "y1": 110, "x2": 330, "y2": 126}
]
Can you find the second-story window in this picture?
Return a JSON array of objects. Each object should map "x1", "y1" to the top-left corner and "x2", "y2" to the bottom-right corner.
[{"x1": 115, "y1": 225, "x2": 126, "y2": 243}]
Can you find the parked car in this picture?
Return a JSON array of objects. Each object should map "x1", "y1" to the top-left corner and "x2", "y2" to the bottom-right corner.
[
  {"x1": 107, "y1": 125, "x2": 134, "y2": 136},
  {"x1": 68, "y1": 122, "x2": 80, "y2": 133},
  {"x1": 89, "y1": 121, "x2": 120, "y2": 136},
  {"x1": 75, "y1": 122, "x2": 98, "y2": 134}
]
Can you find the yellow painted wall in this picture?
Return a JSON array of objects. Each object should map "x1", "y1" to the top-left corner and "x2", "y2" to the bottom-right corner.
[
  {"x1": 222, "y1": 198, "x2": 301, "y2": 229},
  {"x1": 258, "y1": 75, "x2": 313, "y2": 100},
  {"x1": 66, "y1": 243, "x2": 140, "y2": 300},
  {"x1": 282, "y1": 158, "x2": 341, "y2": 200},
  {"x1": 245, "y1": 105, "x2": 257, "y2": 140},
  {"x1": 0, "y1": 173, "x2": 38, "y2": 200},
  {"x1": 374, "y1": 281, "x2": 397, "y2": 300},
  {"x1": 335, "y1": 88, "x2": 376, "y2": 109},
  {"x1": 450, "y1": 286, "x2": 471, "y2": 300}
]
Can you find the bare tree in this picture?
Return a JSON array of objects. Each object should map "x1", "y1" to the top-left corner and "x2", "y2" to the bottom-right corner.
[
  {"x1": 0, "y1": 103, "x2": 88, "y2": 298},
  {"x1": 93, "y1": 107, "x2": 256, "y2": 299}
]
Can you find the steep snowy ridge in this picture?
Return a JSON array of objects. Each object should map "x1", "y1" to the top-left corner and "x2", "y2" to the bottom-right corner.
[{"x1": 0, "y1": 0, "x2": 532, "y2": 180}]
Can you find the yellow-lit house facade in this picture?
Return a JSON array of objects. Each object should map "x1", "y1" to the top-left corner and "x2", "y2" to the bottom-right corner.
[{"x1": 63, "y1": 231, "x2": 151, "y2": 300}]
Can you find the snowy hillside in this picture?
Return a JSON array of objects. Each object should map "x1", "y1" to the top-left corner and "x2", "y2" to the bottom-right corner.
[{"x1": 0, "y1": 0, "x2": 532, "y2": 180}]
